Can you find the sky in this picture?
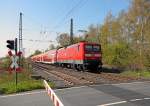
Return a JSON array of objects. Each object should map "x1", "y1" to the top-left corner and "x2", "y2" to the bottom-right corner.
[{"x1": 0, "y1": 0, "x2": 130, "y2": 57}]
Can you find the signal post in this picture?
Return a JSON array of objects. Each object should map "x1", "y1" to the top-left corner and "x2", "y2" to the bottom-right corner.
[{"x1": 6, "y1": 38, "x2": 22, "y2": 91}]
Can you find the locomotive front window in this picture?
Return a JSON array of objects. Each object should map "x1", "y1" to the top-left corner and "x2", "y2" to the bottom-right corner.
[
  {"x1": 85, "y1": 45, "x2": 101, "y2": 52},
  {"x1": 85, "y1": 45, "x2": 92, "y2": 52},
  {"x1": 93, "y1": 45, "x2": 100, "y2": 52}
]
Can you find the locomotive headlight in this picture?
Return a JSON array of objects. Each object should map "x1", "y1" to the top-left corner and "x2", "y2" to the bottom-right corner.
[
  {"x1": 85, "y1": 54, "x2": 101, "y2": 57},
  {"x1": 94, "y1": 54, "x2": 101, "y2": 57},
  {"x1": 85, "y1": 54, "x2": 92, "y2": 57}
]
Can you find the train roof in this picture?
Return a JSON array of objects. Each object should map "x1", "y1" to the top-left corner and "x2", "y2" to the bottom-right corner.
[{"x1": 66, "y1": 41, "x2": 100, "y2": 48}]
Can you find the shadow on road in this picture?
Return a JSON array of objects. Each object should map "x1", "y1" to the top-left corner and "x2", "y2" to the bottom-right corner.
[{"x1": 101, "y1": 66, "x2": 121, "y2": 73}]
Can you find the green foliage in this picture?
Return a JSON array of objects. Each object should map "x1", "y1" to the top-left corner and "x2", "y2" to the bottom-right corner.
[
  {"x1": 121, "y1": 70, "x2": 150, "y2": 79},
  {"x1": 0, "y1": 59, "x2": 54, "y2": 94},
  {"x1": 0, "y1": 56, "x2": 11, "y2": 69},
  {"x1": 0, "y1": 80, "x2": 54, "y2": 94},
  {"x1": 95, "y1": 0, "x2": 150, "y2": 71},
  {"x1": 48, "y1": 44, "x2": 55, "y2": 50},
  {"x1": 29, "y1": 50, "x2": 42, "y2": 57},
  {"x1": 112, "y1": 43, "x2": 131, "y2": 67},
  {"x1": 102, "y1": 43, "x2": 135, "y2": 69},
  {"x1": 56, "y1": 33, "x2": 84, "y2": 47},
  {"x1": 56, "y1": 33, "x2": 70, "y2": 47}
]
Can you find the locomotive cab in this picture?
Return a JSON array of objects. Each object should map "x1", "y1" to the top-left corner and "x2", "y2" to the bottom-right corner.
[{"x1": 84, "y1": 43, "x2": 102, "y2": 70}]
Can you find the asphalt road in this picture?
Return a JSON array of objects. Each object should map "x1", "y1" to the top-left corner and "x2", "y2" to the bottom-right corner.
[
  {"x1": 0, "y1": 90, "x2": 52, "y2": 106},
  {"x1": 0, "y1": 81, "x2": 150, "y2": 106}
]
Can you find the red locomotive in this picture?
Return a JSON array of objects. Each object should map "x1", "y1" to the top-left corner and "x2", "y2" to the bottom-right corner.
[{"x1": 31, "y1": 42, "x2": 102, "y2": 71}]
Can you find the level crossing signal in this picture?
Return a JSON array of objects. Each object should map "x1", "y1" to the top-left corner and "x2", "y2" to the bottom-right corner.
[
  {"x1": 6, "y1": 40, "x2": 14, "y2": 50},
  {"x1": 8, "y1": 50, "x2": 22, "y2": 73}
]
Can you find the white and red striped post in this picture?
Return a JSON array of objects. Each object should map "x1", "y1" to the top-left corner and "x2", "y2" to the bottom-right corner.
[{"x1": 43, "y1": 80, "x2": 64, "y2": 106}]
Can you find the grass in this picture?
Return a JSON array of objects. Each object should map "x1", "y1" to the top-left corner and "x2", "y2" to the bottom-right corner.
[
  {"x1": 0, "y1": 63, "x2": 54, "y2": 94},
  {"x1": 121, "y1": 70, "x2": 150, "y2": 79},
  {"x1": 0, "y1": 80, "x2": 47, "y2": 94}
]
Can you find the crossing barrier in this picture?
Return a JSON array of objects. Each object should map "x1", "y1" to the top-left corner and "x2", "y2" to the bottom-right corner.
[{"x1": 43, "y1": 80, "x2": 64, "y2": 106}]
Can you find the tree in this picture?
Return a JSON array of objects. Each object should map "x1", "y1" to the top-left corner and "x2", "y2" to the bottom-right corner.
[
  {"x1": 56, "y1": 33, "x2": 83, "y2": 47},
  {"x1": 29, "y1": 50, "x2": 42, "y2": 57},
  {"x1": 127, "y1": 0, "x2": 150, "y2": 69},
  {"x1": 99, "y1": 12, "x2": 116, "y2": 46},
  {"x1": 54, "y1": 0, "x2": 150, "y2": 70},
  {"x1": 56, "y1": 33, "x2": 70, "y2": 47},
  {"x1": 85, "y1": 24, "x2": 100, "y2": 43},
  {"x1": 49, "y1": 44, "x2": 55, "y2": 50},
  {"x1": 127, "y1": 0, "x2": 150, "y2": 42}
]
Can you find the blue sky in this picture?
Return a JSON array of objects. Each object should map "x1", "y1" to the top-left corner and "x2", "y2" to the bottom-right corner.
[{"x1": 0, "y1": 0, "x2": 130, "y2": 57}]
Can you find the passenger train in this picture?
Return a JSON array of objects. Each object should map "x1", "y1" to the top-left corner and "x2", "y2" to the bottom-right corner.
[{"x1": 31, "y1": 42, "x2": 102, "y2": 71}]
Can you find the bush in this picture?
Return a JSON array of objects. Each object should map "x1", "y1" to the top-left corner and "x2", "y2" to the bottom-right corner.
[
  {"x1": 0, "y1": 56, "x2": 11, "y2": 69},
  {"x1": 121, "y1": 70, "x2": 150, "y2": 79},
  {"x1": 102, "y1": 42, "x2": 145, "y2": 70}
]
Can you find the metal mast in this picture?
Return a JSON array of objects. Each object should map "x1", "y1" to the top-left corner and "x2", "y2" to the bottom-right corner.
[
  {"x1": 70, "y1": 18, "x2": 73, "y2": 45},
  {"x1": 19, "y1": 12, "x2": 23, "y2": 52}
]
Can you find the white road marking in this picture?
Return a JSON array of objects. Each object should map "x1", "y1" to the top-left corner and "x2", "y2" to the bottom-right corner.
[
  {"x1": 98, "y1": 101, "x2": 127, "y2": 106},
  {"x1": 144, "y1": 97, "x2": 150, "y2": 100},
  {"x1": 0, "y1": 91, "x2": 46, "y2": 98},
  {"x1": 1, "y1": 81, "x2": 150, "y2": 105},
  {"x1": 90, "y1": 81, "x2": 150, "y2": 87},
  {"x1": 130, "y1": 98, "x2": 143, "y2": 101},
  {"x1": 112, "y1": 81, "x2": 150, "y2": 86},
  {"x1": 98, "y1": 97, "x2": 150, "y2": 106}
]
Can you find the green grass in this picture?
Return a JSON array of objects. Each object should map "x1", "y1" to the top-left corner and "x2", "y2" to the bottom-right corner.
[
  {"x1": 0, "y1": 63, "x2": 55, "y2": 94},
  {"x1": 0, "y1": 80, "x2": 54, "y2": 94},
  {"x1": 121, "y1": 70, "x2": 150, "y2": 79}
]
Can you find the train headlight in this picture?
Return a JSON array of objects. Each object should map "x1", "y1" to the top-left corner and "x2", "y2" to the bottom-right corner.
[
  {"x1": 85, "y1": 54, "x2": 92, "y2": 57},
  {"x1": 94, "y1": 54, "x2": 101, "y2": 57}
]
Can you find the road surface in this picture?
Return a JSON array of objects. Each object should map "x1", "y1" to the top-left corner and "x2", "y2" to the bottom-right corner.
[{"x1": 0, "y1": 81, "x2": 150, "y2": 106}]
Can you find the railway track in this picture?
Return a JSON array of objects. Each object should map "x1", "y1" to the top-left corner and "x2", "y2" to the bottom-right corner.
[
  {"x1": 32, "y1": 62, "x2": 94, "y2": 86},
  {"x1": 31, "y1": 62, "x2": 147, "y2": 88},
  {"x1": 41, "y1": 63, "x2": 141, "y2": 82}
]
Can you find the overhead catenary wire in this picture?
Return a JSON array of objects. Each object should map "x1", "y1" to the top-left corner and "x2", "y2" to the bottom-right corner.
[
  {"x1": 44, "y1": 0, "x2": 89, "y2": 39},
  {"x1": 52, "y1": 0, "x2": 88, "y2": 29},
  {"x1": 22, "y1": 0, "x2": 89, "y2": 56},
  {"x1": 23, "y1": 38, "x2": 53, "y2": 43},
  {"x1": 27, "y1": 0, "x2": 88, "y2": 48},
  {"x1": 23, "y1": 19, "x2": 50, "y2": 51},
  {"x1": 24, "y1": 0, "x2": 88, "y2": 40}
]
